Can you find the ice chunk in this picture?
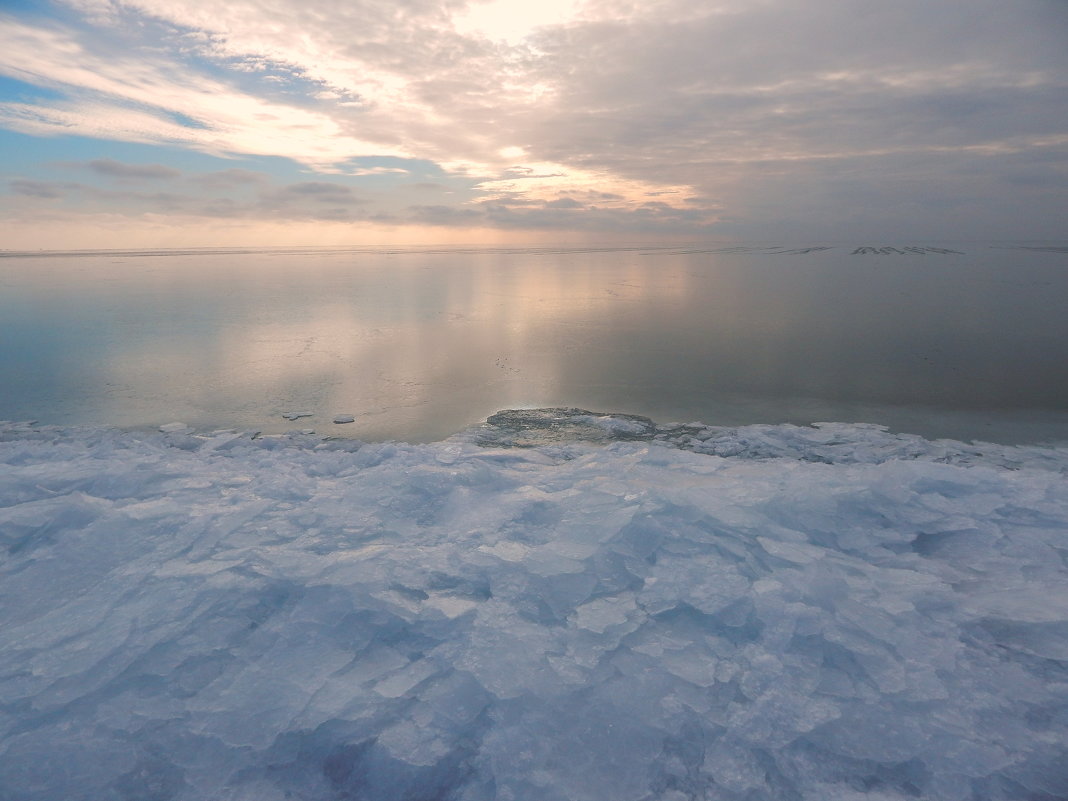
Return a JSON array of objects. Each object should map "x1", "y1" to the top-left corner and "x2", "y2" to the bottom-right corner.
[
  {"x1": 571, "y1": 594, "x2": 638, "y2": 633},
  {"x1": 573, "y1": 413, "x2": 655, "y2": 437},
  {"x1": 475, "y1": 407, "x2": 656, "y2": 446},
  {"x1": 333, "y1": 414, "x2": 355, "y2": 424},
  {"x1": 374, "y1": 659, "x2": 439, "y2": 698},
  {"x1": 159, "y1": 421, "x2": 192, "y2": 433}
]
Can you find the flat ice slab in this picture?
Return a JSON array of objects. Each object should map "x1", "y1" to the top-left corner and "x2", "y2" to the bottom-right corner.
[
  {"x1": 2, "y1": 413, "x2": 1067, "y2": 800},
  {"x1": 158, "y1": 421, "x2": 192, "y2": 433},
  {"x1": 333, "y1": 414, "x2": 355, "y2": 424}
]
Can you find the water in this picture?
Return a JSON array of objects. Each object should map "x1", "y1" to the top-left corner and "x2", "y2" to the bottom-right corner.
[{"x1": 2, "y1": 243, "x2": 1066, "y2": 443}]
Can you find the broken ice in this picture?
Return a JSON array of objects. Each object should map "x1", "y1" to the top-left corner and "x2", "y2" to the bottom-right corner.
[{"x1": 2, "y1": 410, "x2": 1067, "y2": 800}]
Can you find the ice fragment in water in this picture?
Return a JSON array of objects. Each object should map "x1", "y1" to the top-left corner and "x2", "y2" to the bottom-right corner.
[
  {"x1": 333, "y1": 414, "x2": 355, "y2": 424},
  {"x1": 159, "y1": 421, "x2": 192, "y2": 433}
]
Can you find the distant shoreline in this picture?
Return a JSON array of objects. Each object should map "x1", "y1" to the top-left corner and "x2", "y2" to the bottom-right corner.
[{"x1": 4, "y1": 241, "x2": 1067, "y2": 259}]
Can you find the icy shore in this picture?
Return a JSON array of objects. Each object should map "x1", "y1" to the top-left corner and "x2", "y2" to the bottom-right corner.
[{"x1": 2, "y1": 412, "x2": 1067, "y2": 801}]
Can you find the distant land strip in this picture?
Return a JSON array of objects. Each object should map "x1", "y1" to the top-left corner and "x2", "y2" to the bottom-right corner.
[{"x1": 851, "y1": 246, "x2": 964, "y2": 255}]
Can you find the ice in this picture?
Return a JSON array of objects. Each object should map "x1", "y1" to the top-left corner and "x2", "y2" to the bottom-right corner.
[
  {"x1": 159, "y1": 421, "x2": 192, "y2": 433},
  {"x1": 333, "y1": 414, "x2": 355, "y2": 424},
  {"x1": 1, "y1": 412, "x2": 1068, "y2": 800},
  {"x1": 573, "y1": 413, "x2": 656, "y2": 438}
]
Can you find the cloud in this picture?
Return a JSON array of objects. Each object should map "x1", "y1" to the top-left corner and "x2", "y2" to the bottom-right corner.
[
  {"x1": 453, "y1": 0, "x2": 583, "y2": 44},
  {"x1": 252, "y1": 181, "x2": 371, "y2": 219},
  {"x1": 544, "y1": 197, "x2": 582, "y2": 209},
  {"x1": 10, "y1": 178, "x2": 77, "y2": 198},
  {"x1": 0, "y1": 17, "x2": 405, "y2": 168},
  {"x1": 3, "y1": 171, "x2": 374, "y2": 224},
  {"x1": 1, "y1": 0, "x2": 1066, "y2": 240},
  {"x1": 190, "y1": 168, "x2": 269, "y2": 187},
  {"x1": 348, "y1": 166, "x2": 411, "y2": 176},
  {"x1": 276, "y1": 181, "x2": 358, "y2": 199},
  {"x1": 406, "y1": 188, "x2": 716, "y2": 234},
  {"x1": 87, "y1": 158, "x2": 181, "y2": 180}
]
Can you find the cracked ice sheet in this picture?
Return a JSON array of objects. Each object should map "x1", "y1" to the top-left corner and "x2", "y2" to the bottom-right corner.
[{"x1": 1, "y1": 420, "x2": 1068, "y2": 800}]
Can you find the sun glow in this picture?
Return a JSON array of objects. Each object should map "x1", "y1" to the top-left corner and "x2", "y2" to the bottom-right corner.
[
  {"x1": 452, "y1": 0, "x2": 584, "y2": 44},
  {"x1": 473, "y1": 161, "x2": 701, "y2": 213}
]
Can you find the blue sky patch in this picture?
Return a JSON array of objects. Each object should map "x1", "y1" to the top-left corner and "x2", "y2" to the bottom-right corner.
[{"x1": 0, "y1": 75, "x2": 67, "y2": 104}]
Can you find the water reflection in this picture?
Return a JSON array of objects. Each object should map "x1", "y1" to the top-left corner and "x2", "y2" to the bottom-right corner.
[{"x1": 1, "y1": 246, "x2": 1067, "y2": 443}]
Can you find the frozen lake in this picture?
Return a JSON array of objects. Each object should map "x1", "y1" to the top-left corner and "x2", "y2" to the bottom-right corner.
[{"x1": 2, "y1": 243, "x2": 1067, "y2": 443}]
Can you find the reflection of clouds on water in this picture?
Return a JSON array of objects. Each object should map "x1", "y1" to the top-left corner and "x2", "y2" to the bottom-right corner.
[
  {"x1": 74, "y1": 249, "x2": 698, "y2": 439},
  {"x1": 3, "y1": 246, "x2": 1068, "y2": 443}
]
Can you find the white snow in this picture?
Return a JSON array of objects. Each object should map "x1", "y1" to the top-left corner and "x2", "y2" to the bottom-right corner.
[{"x1": 1, "y1": 412, "x2": 1067, "y2": 801}]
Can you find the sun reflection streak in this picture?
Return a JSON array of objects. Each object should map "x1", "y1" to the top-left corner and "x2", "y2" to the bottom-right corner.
[{"x1": 86, "y1": 250, "x2": 696, "y2": 438}]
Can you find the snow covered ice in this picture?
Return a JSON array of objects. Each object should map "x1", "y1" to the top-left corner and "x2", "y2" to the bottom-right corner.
[{"x1": 2, "y1": 410, "x2": 1068, "y2": 801}]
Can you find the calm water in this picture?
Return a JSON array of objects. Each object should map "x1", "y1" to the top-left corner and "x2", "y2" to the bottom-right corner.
[{"x1": 2, "y1": 244, "x2": 1067, "y2": 443}]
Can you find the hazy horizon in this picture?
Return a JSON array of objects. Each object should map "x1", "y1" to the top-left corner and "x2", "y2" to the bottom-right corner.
[{"x1": 4, "y1": 244, "x2": 1067, "y2": 445}]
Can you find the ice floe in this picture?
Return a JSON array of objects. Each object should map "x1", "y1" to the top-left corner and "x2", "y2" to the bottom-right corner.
[{"x1": 158, "y1": 421, "x2": 193, "y2": 434}]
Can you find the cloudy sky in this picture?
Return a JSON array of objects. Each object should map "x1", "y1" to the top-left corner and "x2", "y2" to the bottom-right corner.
[{"x1": 1, "y1": 0, "x2": 1066, "y2": 248}]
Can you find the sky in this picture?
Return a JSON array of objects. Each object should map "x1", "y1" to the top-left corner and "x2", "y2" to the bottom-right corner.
[{"x1": 1, "y1": 0, "x2": 1066, "y2": 248}]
